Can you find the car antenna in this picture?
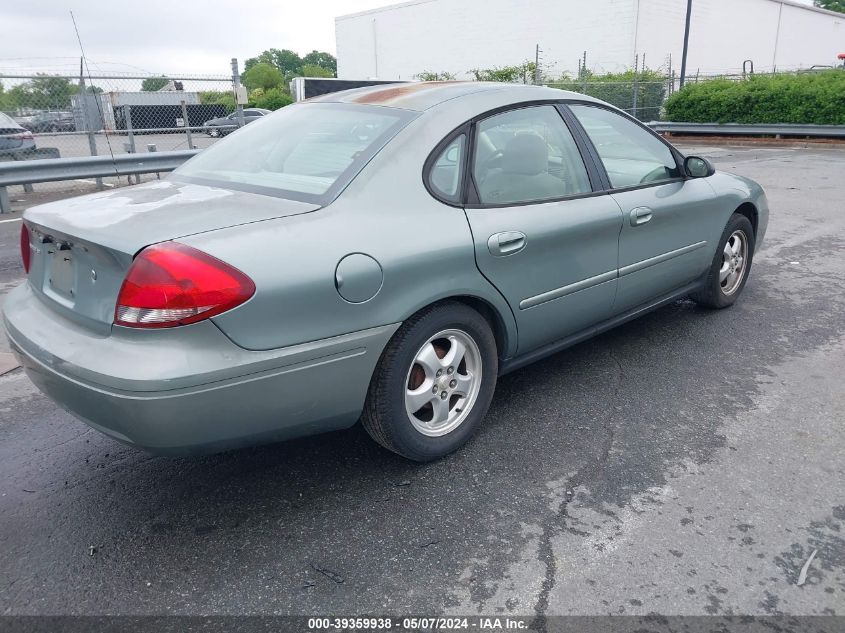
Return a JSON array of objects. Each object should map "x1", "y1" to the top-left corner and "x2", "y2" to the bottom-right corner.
[{"x1": 70, "y1": 10, "x2": 119, "y2": 182}]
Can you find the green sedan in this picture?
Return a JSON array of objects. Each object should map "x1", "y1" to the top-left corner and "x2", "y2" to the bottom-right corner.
[{"x1": 3, "y1": 82, "x2": 768, "y2": 461}]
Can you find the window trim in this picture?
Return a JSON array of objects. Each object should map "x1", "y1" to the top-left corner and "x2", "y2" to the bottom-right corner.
[
  {"x1": 422, "y1": 98, "x2": 691, "y2": 210},
  {"x1": 422, "y1": 124, "x2": 471, "y2": 206},
  {"x1": 563, "y1": 102, "x2": 687, "y2": 194},
  {"x1": 466, "y1": 102, "x2": 606, "y2": 209},
  {"x1": 425, "y1": 100, "x2": 605, "y2": 208}
]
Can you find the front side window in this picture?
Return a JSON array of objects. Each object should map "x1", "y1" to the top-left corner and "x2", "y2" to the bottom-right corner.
[
  {"x1": 174, "y1": 103, "x2": 415, "y2": 203},
  {"x1": 569, "y1": 104, "x2": 680, "y2": 189},
  {"x1": 472, "y1": 105, "x2": 592, "y2": 205},
  {"x1": 428, "y1": 134, "x2": 465, "y2": 201}
]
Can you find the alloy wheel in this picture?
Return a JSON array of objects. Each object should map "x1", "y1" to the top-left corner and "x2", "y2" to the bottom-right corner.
[
  {"x1": 404, "y1": 329, "x2": 482, "y2": 437},
  {"x1": 720, "y1": 230, "x2": 748, "y2": 296}
]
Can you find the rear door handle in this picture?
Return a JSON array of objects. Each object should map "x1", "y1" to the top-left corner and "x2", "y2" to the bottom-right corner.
[
  {"x1": 629, "y1": 207, "x2": 653, "y2": 227},
  {"x1": 488, "y1": 231, "x2": 527, "y2": 257}
]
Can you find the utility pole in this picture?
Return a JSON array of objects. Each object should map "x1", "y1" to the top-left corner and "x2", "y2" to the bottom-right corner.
[
  {"x1": 231, "y1": 58, "x2": 246, "y2": 128},
  {"x1": 534, "y1": 44, "x2": 542, "y2": 85},
  {"x1": 679, "y1": 0, "x2": 693, "y2": 89},
  {"x1": 79, "y1": 57, "x2": 103, "y2": 190}
]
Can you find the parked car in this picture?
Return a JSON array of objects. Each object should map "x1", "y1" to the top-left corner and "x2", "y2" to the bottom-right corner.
[
  {"x1": 22, "y1": 111, "x2": 76, "y2": 133},
  {"x1": 4, "y1": 83, "x2": 769, "y2": 461},
  {"x1": 203, "y1": 108, "x2": 270, "y2": 137},
  {"x1": 0, "y1": 112, "x2": 36, "y2": 154}
]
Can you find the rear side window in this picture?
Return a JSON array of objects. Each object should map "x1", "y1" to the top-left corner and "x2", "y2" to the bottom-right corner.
[
  {"x1": 472, "y1": 105, "x2": 592, "y2": 205},
  {"x1": 428, "y1": 134, "x2": 465, "y2": 202},
  {"x1": 174, "y1": 103, "x2": 416, "y2": 204},
  {"x1": 569, "y1": 105, "x2": 680, "y2": 189}
]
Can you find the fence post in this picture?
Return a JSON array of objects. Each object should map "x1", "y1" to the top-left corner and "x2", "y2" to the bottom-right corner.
[
  {"x1": 231, "y1": 58, "x2": 246, "y2": 128},
  {"x1": 0, "y1": 187, "x2": 10, "y2": 214},
  {"x1": 78, "y1": 59, "x2": 104, "y2": 191},
  {"x1": 581, "y1": 51, "x2": 588, "y2": 94},
  {"x1": 180, "y1": 100, "x2": 195, "y2": 150},
  {"x1": 125, "y1": 105, "x2": 136, "y2": 154},
  {"x1": 147, "y1": 144, "x2": 161, "y2": 180},
  {"x1": 632, "y1": 54, "x2": 639, "y2": 119},
  {"x1": 124, "y1": 105, "x2": 140, "y2": 184}
]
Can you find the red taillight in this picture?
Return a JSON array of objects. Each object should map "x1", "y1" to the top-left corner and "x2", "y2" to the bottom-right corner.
[
  {"x1": 20, "y1": 224, "x2": 31, "y2": 274},
  {"x1": 114, "y1": 242, "x2": 255, "y2": 328}
]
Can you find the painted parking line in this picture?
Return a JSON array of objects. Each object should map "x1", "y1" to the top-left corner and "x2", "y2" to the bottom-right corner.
[{"x1": 0, "y1": 217, "x2": 22, "y2": 224}]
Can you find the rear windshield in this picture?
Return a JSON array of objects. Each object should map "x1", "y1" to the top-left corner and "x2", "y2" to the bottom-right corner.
[
  {"x1": 0, "y1": 112, "x2": 19, "y2": 127},
  {"x1": 172, "y1": 102, "x2": 416, "y2": 204}
]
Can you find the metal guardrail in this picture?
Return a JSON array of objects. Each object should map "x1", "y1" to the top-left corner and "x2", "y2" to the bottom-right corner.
[
  {"x1": 3, "y1": 121, "x2": 844, "y2": 213},
  {"x1": 648, "y1": 122, "x2": 845, "y2": 138},
  {"x1": 0, "y1": 150, "x2": 198, "y2": 213},
  {"x1": 24, "y1": 126, "x2": 232, "y2": 137}
]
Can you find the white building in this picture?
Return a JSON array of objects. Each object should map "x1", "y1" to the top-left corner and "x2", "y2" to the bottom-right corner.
[{"x1": 335, "y1": 0, "x2": 845, "y2": 80}]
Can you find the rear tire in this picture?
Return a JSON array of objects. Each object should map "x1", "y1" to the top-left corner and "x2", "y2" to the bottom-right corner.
[
  {"x1": 362, "y1": 302, "x2": 498, "y2": 462},
  {"x1": 692, "y1": 213, "x2": 755, "y2": 309}
]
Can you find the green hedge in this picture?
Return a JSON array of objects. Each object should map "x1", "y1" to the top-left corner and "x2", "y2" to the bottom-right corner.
[{"x1": 664, "y1": 70, "x2": 845, "y2": 124}]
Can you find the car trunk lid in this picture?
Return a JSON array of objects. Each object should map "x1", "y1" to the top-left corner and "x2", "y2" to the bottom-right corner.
[{"x1": 24, "y1": 179, "x2": 319, "y2": 330}]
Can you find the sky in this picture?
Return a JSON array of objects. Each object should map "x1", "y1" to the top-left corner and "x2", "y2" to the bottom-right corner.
[
  {"x1": 0, "y1": 0, "x2": 820, "y2": 79},
  {"x1": 0, "y1": 0, "x2": 398, "y2": 78}
]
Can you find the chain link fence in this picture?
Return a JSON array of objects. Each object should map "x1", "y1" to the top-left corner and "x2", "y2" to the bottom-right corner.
[
  {"x1": 543, "y1": 77, "x2": 672, "y2": 122},
  {"x1": 0, "y1": 69, "x2": 239, "y2": 199}
]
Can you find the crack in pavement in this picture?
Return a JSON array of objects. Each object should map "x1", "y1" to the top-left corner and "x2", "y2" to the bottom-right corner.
[{"x1": 531, "y1": 349, "x2": 624, "y2": 630}]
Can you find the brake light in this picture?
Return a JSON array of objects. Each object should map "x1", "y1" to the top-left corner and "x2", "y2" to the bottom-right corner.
[
  {"x1": 20, "y1": 224, "x2": 31, "y2": 274},
  {"x1": 114, "y1": 242, "x2": 255, "y2": 328}
]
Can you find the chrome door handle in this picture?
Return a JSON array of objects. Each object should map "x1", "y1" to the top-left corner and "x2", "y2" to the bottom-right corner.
[
  {"x1": 630, "y1": 207, "x2": 653, "y2": 227},
  {"x1": 488, "y1": 231, "x2": 527, "y2": 257}
]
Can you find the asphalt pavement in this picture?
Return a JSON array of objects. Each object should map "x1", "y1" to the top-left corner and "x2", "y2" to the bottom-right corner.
[{"x1": 0, "y1": 144, "x2": 843, "y2": 618}]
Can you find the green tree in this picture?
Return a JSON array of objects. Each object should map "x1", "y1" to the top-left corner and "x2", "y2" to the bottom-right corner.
[
  {"x1": 300, "y1": 64, "x2": 334, "y2": 78},
  {"x1": 241, "y1": 62, "x2": 284, "y2": 91},
  {"x1": 254, "y1": 88, "x2": 293, "y2": 110},
  {"x1": 814, "y1": 0, "x2": 845, "y2": 13},
  {"x1": 301, "y1": 50, "x2": 337, "y2": 75},
  {"x1": 470, "y1": 63, "x2": 536, "y2": 83},
  {"x1": 415, "y1": 71, "x2": 457, "y2": 81},
  {"x1": 245, "y1": 48, "x2": 303, "y2": 78},
  {"x1": 141, "y1": 76, "x2": 169, "y2": 91},
  {"x1": 0, "y1": 75, "x2": 84, "y2": 110},
  {"x1": 199, "y1": 90, "x2": 236, "y2": 113},
  {"x1": 25, "y1": 75, "x2": 77, "y2": 108}
]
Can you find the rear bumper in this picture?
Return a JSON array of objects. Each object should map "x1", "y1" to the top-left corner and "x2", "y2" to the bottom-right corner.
[{"x1": 3, "y1": 283, "x2": 399, "y2": 455}]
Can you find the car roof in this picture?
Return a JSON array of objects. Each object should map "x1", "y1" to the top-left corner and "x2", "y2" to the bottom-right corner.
[{"x1": 308, "y1": 81, "x2": 597, "y2": 112}]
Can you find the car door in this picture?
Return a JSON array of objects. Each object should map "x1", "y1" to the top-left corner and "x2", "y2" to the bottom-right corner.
[
  {"x1": 568, "y1": 104, "x2": 718, "y2": 314},
  {"x1": 459, "y1": 104, "x2": 624, "y2": 355}
]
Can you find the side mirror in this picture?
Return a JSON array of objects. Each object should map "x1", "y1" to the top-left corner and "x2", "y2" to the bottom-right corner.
[{"x1": 684, "y1": 156, "x2": 715, "y2": 178}]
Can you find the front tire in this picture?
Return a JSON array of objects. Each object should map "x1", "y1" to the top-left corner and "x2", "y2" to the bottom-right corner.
[
  {"x1": 693, "y1": 213, "x2": 755, "y2": 309},
  {"x1": 362, "y1": 302, "x2": 498, "y2": 461}
]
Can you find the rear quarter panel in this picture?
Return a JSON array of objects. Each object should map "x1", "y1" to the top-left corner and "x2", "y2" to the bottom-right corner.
[{"x1": 183, "y1": 104, "x2": 519, "y2": 356}]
